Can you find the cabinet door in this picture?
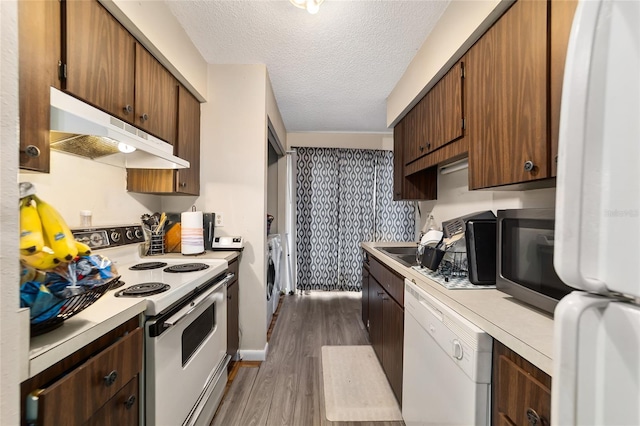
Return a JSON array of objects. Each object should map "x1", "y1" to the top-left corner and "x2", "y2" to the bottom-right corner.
[
  {"x1": 426, "y1": 61, "x2": 464, "y2": 152},
  {"x1": 227, "y1": 279, "x2": 240, "y2": 360},
  {"x1": 393, "y1": 121, "x2": 405, "y2": 201},
  {"x1": 403, "y1": 97, "x2": 427, "y2": 165},
  {"x1": 368, "y1": 278, "x2": 384, "y2": 363},
  {"x1": 18, "y1": 0, "x2": 61, "y2": 173},
  {"x1": 135, "y1": 44, "x2": 178, "y2": 145},
  {"x1": 361, "y1": 265, "x2": 370, "y2": 329},
  {"x1": 175, "y1": 85, "x2": 201, "y2": 195},
  {"x1": 493, "y1": 341, "x2": 551, "y2": 426},
  {"x1": 382, "y1": 296, "x2": 404, "y2": 404},
  {"x1": 36, "y1": 327, "x2": 142, "y2": 424},
  {"x1": 467, "y1": 0, "x2": 548, "y2": 189},
  {"x1": 86, "y1": 377, "x2": 139, "y2": 426},
  {"x1": 550, "y1": 0, "x2": 579, "y2": 177},
  {"x1": 65, "y1": 0, "x2": 136, "y2": 123}
]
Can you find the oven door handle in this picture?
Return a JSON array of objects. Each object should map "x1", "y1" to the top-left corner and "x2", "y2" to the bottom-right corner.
[{"x1": 163, "y1": 273, "x2": 234, "y2": 330}]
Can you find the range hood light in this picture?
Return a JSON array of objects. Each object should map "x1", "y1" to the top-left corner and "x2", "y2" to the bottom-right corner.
[{"x1": 118, "y1": 142, "x2": 136, "y2": 153}]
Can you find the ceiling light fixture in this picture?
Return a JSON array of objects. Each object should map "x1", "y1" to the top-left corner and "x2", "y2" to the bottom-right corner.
[{"x1": 289, "y1": 0, "x2": 324, "y2": 15}]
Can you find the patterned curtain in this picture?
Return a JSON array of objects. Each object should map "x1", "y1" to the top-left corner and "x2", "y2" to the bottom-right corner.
[{"x1": 296, "y1": 147, "x2": 415, "y2": 291}]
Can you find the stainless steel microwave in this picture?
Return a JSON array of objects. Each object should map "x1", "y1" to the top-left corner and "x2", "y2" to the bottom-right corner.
[{"x1": 496, "y1": 209, "x2": 573, "y2": 315}]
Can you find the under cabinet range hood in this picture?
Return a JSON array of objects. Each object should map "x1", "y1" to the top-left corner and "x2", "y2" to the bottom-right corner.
[{"x1": 49, "y1": 87, "x2": 189, "y2": 169}]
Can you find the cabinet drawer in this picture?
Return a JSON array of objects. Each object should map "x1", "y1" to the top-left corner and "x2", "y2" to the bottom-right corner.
[
  {"x1": 495, "y1": 354, "x2": 551, "y2": 426},
  {"x1": 37, "y1": 327, "x2": 142, "y2": 424},
  {"x1": 370, "y1": 257, "x2": 404, "y2": 307},
  {"x1": 86, "y1": 377, "x2": 139, "y2": 426}
]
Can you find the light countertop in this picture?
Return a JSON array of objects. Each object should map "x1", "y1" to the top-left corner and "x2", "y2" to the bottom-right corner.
[
  {"x1": 27, "y1": 250, "x2": 240, "y2": 379},
  {"x1": 362, "y1": 241, "x2": 554, "y2": 376}
]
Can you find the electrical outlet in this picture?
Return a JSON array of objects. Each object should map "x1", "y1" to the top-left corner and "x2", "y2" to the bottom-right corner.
[{"x1": 215, "y1": 212, "x2": 224, "y2": 227}]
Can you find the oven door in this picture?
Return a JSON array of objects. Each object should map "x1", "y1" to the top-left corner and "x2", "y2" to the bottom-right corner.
[{"x1": 145, "y1": 276, "x2": 231, "y2": 426}]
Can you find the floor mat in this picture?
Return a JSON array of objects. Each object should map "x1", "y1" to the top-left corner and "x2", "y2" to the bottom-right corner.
[{"x1": 321, "y1": 345, "x2": 403, "y2": 422}]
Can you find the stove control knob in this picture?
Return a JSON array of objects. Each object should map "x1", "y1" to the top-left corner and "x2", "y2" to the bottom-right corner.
[
  {"x1": 134, "y1": 228, "x2": 143, "y2": 239},
  {"x1": 111, "y1": 231, "x2": 121, "y2": 243},
  {"x1": 125, "y1": 229, "x2": 134, "y2": 240}
]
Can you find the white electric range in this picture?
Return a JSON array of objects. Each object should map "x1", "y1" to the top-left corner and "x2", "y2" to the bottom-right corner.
[{"x1": 73, "y1": 225, "x2": 232, "y2": 426}]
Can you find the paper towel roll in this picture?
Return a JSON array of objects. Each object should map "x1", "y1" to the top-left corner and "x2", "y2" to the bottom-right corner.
[{"x1": 181, "y1": 211, "x2": 204, "y2": 255}]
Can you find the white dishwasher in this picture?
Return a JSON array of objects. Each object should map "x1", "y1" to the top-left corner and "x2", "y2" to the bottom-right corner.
[{"x1": 402, "y1": 279, "x2": 493, "y2": 426}]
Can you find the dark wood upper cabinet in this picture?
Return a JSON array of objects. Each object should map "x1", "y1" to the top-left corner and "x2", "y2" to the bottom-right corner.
[
  {"x1": 175, "y1": 85, "x2": 201, "y2": 194},
  {"x1": 126, "y1": 84, "x2": 201, "y2": 195},
  {"x1": 65, "y1": 0, "x2": 136, "y2": 123},
  {"x1": 393, "y1": 120, "x2": 405, "y2": 200},
  {"x1": 550, "y1": 0, "x2": 579, "y2": 177},
  {"x1": 18, "y1": 0, "x2": 61, "y2": 173},
  {"x1": 404, "y1": 61, "x2": 464, "y2": 166},
  {"x1": 393, "y1": 118, "x2": 438, "y2": 201},
  {"x1": 466, "y1": 0, "x2": 548, "y2": 189},
  {"x1": 135, "y1": 44, "x2": 178, "y2": 146}
]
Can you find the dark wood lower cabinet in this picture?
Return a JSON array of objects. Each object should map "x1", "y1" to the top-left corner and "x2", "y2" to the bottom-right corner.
[
  {"x1": 227, "y1": 260, "x2": 240, "y2": 361},
  {"x1": 21, "y1": 318, "x2": 142, "y2": 425},
  {"x1": 382, "y1": 293, "x2": 404, "y2": 403},
  {"x1": 492, "y1": 341, "x2": 551, "y2": 426},
  {"x1": 86, "y1": 377, "x2": 139, "y2": 426},
  {"x1": 369, "y1": 278, "x2": 384, "y2": 363},
  {"x1": 366, "y1": 256, "x2": 404, "y2": 404},
  {"x1": 361, "y1": 258, "x2": 370, "y2": 330}
]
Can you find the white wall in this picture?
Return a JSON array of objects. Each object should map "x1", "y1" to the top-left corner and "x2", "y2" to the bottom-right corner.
[
  {"x1": 287, "y1": 132, "x2": 393, "y2": 151},
  {"x1": 102, "y1": 0, "x2": 208, "y2": 101},
  {"x1": 162, "y1": 64, "x2": 270, "y2": 358},
  {"x1": 387, "y1": 0, "x2": 512, "y2": 126},
  {"x1": 417, "y1": 168, "x2": 556, "y2": 233},
  {"x1": 1, "y1": 0, "x2": 21, "y2": 422},
  {"x1": 19, "y1": 153, "x2": 161, "y2": 228}
]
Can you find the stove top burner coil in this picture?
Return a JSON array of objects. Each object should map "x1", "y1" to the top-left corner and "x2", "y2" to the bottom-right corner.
[
  {"x1": 115, "y1": 282, "x2": 170, "y2": 297},
  {"x1": 129, "y1": 262, "x2": 168, "y2": 270},
  {"x1": 163, "y1": 263, "x2": 210, "y2": 273}
]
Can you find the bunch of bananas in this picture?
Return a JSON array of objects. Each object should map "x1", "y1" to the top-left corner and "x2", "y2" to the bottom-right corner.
[{"x1": 20, "y1": 195, "x2": 92, "y2": 270}]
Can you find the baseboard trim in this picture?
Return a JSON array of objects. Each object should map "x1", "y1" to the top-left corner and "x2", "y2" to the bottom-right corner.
[{"x1": 239, "y1": 343, "x2": 268, "y2": 361}]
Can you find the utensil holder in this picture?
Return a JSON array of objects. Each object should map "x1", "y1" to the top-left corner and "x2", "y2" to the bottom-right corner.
[
  {"x1": 146, "y1": 229, "x2": 165, "y2": 255},
  {"x1": 421, "y1": 246, "x2": 446, "y2": 271}
]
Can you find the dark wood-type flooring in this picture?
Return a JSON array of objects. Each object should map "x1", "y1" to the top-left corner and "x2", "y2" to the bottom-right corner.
[{"x1": 212, "y1": 291, "x2": 405, "y2": 426}]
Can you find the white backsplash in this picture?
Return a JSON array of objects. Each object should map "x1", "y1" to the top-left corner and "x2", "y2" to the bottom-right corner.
[
  {"x1": 417, "y1": 167, "x2": 556, "y2": 234},
  {"x1": 18, "y1": 151, "x2": 161, "y2": 228}
]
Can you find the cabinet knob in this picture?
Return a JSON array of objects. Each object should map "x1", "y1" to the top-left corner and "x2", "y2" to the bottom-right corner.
[
  {"x1": 377, "y1": 291, "x2": 384, "y2": 296},
  {"x1": 427, "y1": 142, "x2": 431, "y2": 149},
  {"x1": 524, "y1": 160, "x2": 535, "y2": 172},
  {"x1": 21, "y1": 145, "x2": 41, "y2": 158},
  {"x1": 179, "y1": 182, "x2": 187, "y2": 187},
  {"x1": 124, "y1": 395, "x2": 136, "y2": 410},
  {"x1": 419, "y1": 145, "x2": 424, "y2": 152},
  {"x1": 140, "y1": 113, "x2": 149, "y2": 122},
  {"x1": 123, "y1": 104, "x2": 133, "y2": 114},
  {"x1": 104, "y1": 370, "x2": 118, "y2": 387},
  {"x1": 526, "y1": 408, "x2": 546, "y2": 426}
]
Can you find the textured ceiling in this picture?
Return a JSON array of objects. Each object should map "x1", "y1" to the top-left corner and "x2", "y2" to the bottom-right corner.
[{"x1": 166, "y1": 0, "x2": 450, "y2": 133}]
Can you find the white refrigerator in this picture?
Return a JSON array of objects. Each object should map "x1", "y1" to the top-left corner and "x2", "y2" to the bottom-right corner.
[{"x1": 553, "y1": 0, "x2": 640, "y2": 425}]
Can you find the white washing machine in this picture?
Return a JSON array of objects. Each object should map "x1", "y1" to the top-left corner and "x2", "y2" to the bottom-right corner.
[{"x1": 267, "y1": 234, "x2": 283, "y2": 327}]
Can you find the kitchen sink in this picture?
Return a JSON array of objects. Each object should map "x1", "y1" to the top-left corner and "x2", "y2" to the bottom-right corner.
[{"x1": 376, "y1": 246, "x2": 419, "y2": 267}]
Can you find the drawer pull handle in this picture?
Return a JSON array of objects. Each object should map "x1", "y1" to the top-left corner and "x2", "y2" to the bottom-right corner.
[
  {"x1": 377, "y1": 291, "x2": 384, "y2": 296},
  {"x1": 104, "y1": 370, "x2": 118, "y2": 387},
  {"x1": 124, "y1": 395, "x2": 136, "y2": 410},
  {"x1": 526, "y1": 408, "x2": 547, "y2": 426}
]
